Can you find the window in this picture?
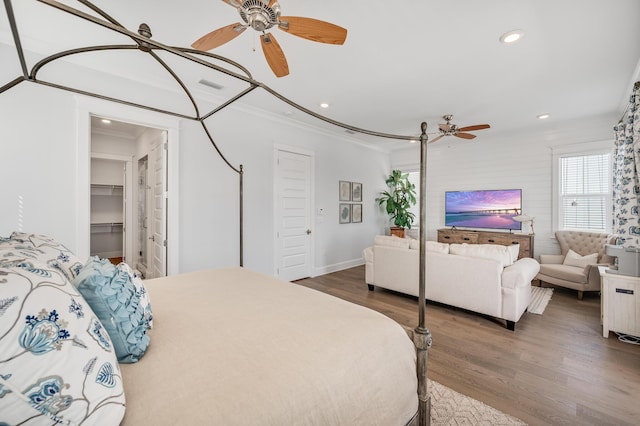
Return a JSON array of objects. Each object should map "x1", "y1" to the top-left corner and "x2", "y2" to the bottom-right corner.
[{"x1": 553, "y1": 143, "x2": 612, "y2": 232}]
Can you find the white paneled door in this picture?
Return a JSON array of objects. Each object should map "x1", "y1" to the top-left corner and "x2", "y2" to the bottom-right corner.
[
  {"x1": 275, "y1": 149, "x2": 313, "y2": 281},
  {"x1": 148, "y1": 131, "x2": 168, "y2": 278}
]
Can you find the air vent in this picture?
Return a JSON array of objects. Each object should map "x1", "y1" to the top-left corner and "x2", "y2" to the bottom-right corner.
[{"x1": 198, "y1": 79, "x2": 224, "y2": 90}]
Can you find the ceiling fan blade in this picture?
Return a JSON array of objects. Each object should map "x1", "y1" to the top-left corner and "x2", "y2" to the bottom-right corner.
[
  {"x1": 268, "y1": 0, "x2": 277, "y2": 6},
  {"x1": 428, "y1": 135, "x2": 444, "y2": 144},
  {"x1": 278, "y1": 16, "x2": 347, "y2": 45},
  {"x1": 261, "y1": 33, "x2": 289, "y2": 77},
  {"x1": 454, "y1": 132, "x2": 477, "y2": 140},
  {"x1": 221, "y1": 0, "x2": 242, "y2": 8},
  {"x1": 458, "y1": 124, "x2": 490, "y2": 132},
  {"x1": 192, "y1": 23, "x2": 246, "y2": 51}
]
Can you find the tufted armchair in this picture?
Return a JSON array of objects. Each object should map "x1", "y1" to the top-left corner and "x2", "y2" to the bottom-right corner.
[{"x1": 536, "y1": 231, "x2": 616, "y2": 299}]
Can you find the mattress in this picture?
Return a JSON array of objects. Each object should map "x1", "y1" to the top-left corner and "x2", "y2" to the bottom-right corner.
[{"x1": 120, "y1": 267, "x2": 418, "y2": 425}]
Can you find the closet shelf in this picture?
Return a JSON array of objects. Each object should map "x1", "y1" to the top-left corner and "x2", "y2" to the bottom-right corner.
[{"x1": 90, "y1": 222, "x2": 123, "y2": 234}]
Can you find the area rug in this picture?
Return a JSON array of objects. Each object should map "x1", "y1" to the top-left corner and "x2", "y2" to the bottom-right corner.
[
  {"x1": 528, "y1": 286, "x2": 553, "y2": 315},
  {"x1": 430, "y1": 380, "x2": 526, "y2": 425}
]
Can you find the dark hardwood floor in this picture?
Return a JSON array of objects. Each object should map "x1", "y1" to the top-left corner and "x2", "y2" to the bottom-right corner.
[{"x1": 295, "y1": 266, "x2": 640, "y2": 426}]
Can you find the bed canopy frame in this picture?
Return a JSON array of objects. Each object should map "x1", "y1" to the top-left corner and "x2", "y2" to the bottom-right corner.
[{"x1": 1, "y1": 0, "x2": 433, "y2": 423}]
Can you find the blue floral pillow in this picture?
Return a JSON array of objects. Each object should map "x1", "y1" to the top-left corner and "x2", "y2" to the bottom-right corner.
[
  {"x1": 6, "y1": 232, "x2": 85, "y2": 281},
  {"x1": 117, "y1": 262, "x2": 153, "y2": 329},
  {"x1": 0, "y1": 260, "x2": 125, "y2": 424},
  {"x1": 73, "y1": 257, "x2": 150, "y2": 363}
]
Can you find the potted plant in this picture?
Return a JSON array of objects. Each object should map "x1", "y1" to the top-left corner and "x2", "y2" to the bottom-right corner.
[{"x1": 376, "y1": 170, "x2": 417, "y2": 238}]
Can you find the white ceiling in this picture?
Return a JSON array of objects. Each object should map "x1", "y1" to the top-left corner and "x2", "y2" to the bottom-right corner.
[{"x1": 3, "y1": 0, "x2": 640, "y2": 148}]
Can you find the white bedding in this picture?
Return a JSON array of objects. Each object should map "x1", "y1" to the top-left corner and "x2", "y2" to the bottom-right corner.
[{"x1": 120, "y1": 267, "x2": 418, "y2": 425}]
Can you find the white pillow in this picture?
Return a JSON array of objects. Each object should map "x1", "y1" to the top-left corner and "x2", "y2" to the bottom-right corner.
[
  {"x1": 507, "y1": 244, "x2": 520, "y2": 263},
  {"x1": 426, "y1": 241, "x2": 450, "y2": 254},
  {"x1": 407, "y1": 239, "x2": 450, "y2": 253},
  {"x1": 374, "y1": 235, "x2": 410, "y2": 249},
  {"x1": 563, "y1": 249, "x2": 598, "y2": 268},
  {"x1": 449, "y1": 243, "x2": 514, "y2": 267},
  {"x1": 7, "y1": 232, "x2": 85, "y2": 281},
  {"x1": 0, "y1": 259, "x2": 125, "y2": 424}
]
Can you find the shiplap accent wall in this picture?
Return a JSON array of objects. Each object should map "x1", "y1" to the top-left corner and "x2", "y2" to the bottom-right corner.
[{"x1": 391, "y1": 114, "x2": 617, "y2": 259}]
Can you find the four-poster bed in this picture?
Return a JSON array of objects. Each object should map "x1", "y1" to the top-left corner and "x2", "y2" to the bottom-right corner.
[{"x1": 0, "y1": 1, "x2": 433, "y2": 424}]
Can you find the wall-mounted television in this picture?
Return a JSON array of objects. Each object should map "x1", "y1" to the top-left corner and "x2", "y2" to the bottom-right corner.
[{"x1": 445, "y1": 189, "x2": 522, "y2": 230}]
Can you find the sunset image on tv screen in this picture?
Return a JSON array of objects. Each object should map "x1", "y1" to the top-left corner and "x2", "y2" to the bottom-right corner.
[{"x1": 445, "y1": 189, "x2": 522, "y2": 230}]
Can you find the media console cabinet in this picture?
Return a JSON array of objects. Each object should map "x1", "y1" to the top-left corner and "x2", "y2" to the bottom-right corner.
[{"x1": 437, "y1": 228, "x2": 534, "y2": 259}]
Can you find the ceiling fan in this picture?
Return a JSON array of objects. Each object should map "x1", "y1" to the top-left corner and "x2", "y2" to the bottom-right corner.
[
  {"x1": 429, "y1": 115, "x2": 491, "y2": 144},
  {"x1": 191, "y1": 0, "x2": 348, "y2": 78}
]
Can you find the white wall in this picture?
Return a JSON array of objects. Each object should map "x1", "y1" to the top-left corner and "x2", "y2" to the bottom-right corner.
[
  {"x1": 0, "y1": 83, "x2": 78, "y2": 248},
  {"x1": 1, "y1": 71, "x2": 620, "y2": 273},
  {"x1": 391, "y1": 114, "x2": 617, "y2": 258},
  {"x1": 0, "y1": 80, "x2": 390, "y2": 277},
  {"x1": 178, "y1": 106, "x2": 390, "y2": 275}
]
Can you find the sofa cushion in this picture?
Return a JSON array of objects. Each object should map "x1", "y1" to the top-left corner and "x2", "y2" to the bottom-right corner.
[
  {"x1": 539, "y1": 263, "x2": 588, "y2": 283},
  {"x1": 374, "y1": 235, "x2": 411, "y2": 249},
  {"x1": 563, "y1": 249, "x2": 598, "y2": 268},
  {"x1": 449, "y1": 243, "x2": 514, "y2": 267}
]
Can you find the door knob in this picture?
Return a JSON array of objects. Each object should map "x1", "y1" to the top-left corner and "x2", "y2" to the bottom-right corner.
[{"x1": 306, "y1": 229, "x2": 311, "y2": 235}]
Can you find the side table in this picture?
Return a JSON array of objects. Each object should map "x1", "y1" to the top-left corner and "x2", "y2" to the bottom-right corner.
[{"x1": 600, "y1": 267, "x2": 640, "y2": 338}]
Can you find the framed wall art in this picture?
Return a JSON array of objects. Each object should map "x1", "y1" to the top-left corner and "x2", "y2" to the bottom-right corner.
[
  {"x1": 351, "y1": 182, "x2": 362, "y2": 202},
  {"x1": 339, "y1": 203, "x2": 351, "y2": 224},
  {"x1": 339, "y1": 181, "x2": 351, "y2": 201},
  {"x1": 351, "y1": 204, "x2": 362, "y2": 223}
]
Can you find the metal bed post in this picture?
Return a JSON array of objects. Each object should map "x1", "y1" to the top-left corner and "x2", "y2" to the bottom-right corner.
[
  {"x1": 239, "y1": 164, "x2": 244, "y2": 267},
  {"x1": 415, "y1": 121, "x2": 432, "y2": 425}
]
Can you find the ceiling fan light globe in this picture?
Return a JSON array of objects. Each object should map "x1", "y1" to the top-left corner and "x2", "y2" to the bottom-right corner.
[{"x1": 249, "y1": 14, "x2": 269, "y2": 31}]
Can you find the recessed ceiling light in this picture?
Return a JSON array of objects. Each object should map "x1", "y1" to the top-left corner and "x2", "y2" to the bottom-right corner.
[
  {"x1": 101, "y1": 119, "x2": 111, "y2": 124},
  {"x1": 537, "y1": 113, "x2": 550, "y2": 120},
  {"x1": 320, "y1": 102, "x2": 329, "y2": 108},
  {"x1": 499, "y1": 30, "x2": 524, "y2": 44}
]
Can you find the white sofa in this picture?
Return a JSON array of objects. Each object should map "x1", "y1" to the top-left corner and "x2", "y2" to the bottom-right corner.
[{"x1": 363, "y1": 235, "x2": 540, "y2": 330}]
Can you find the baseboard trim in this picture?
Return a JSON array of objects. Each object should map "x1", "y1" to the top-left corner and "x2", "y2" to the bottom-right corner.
[{"x1": 313, "y1": 258, "x2": 363, "y2": 277}]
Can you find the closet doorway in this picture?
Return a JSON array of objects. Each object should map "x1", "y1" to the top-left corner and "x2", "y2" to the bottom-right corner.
[{"x1": 90, "y1": 116, "x2": 168, "y2": 278}]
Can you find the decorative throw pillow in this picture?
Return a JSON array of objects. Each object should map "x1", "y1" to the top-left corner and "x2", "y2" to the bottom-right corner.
[
  {"x1": 116, "y1": 262, "x2": 153, "y2": 329},
  {"x1": 73, "y1": 257, "x2": 150, "y2": 363},
  {"x1": 506, "y1": 244, "x2": 520, "y2": 263},
  {"x1": 0, "y1": 260, "x2": 125, "y2": 425},
  {"x1": 563, "y1": 249, "x2": 598, "y2": 268},
  {"x1": 449, "y1": 243, "x2": 514, "y2": 267},
  {"x1": 0, "y1": 248, "x2": 30, "y2": 268},
  {"x1": 425, "y1": 240, "x2": 450, "y2": 254},
  {"x1": 8, "y1": 232, "x2": 85, "y2": 281}
]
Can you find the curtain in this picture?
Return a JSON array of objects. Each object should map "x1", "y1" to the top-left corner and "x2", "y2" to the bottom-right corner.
[{"x1": 613, "y1": 82, "x2": 640, "y2": 246}]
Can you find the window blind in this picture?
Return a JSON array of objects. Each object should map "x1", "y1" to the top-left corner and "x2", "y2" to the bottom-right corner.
[{"x1": 559, "y1": 153, "x2": 609, "y2": 231}]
